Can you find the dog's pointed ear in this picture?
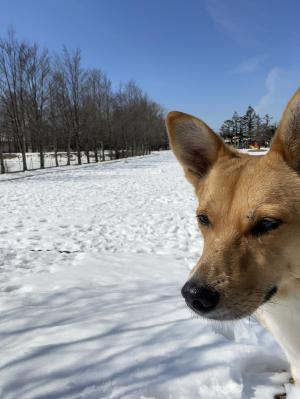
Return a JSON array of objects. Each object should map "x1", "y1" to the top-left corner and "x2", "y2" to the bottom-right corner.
[
  {"x1": 166, "y1": 111, "x2": 233, "y2": 188},
  {"x1": 270, "y1": 88, "x2": 300, "y2": 171}
]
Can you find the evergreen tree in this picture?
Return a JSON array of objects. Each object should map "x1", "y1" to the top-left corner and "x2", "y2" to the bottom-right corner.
[{"x1": 220, "y1": 106, "x2": 276, "y2": 148}]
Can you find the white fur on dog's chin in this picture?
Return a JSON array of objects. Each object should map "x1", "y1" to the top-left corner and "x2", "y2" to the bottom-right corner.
[{"x1": 256, "y1": 286, "x2": 300, "y2": 385}]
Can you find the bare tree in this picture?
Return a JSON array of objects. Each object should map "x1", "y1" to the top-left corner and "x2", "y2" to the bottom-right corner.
[
  {"x1": 25, "y1": 44, "x2": 50, "y2": 168},
  {"x1": 0, "y1": 30, "x2": 29, "y2": 170},
  {"x1": 61, "y1": 47, "x2": 84, "y2": 165},
  {"x1": 0, "y1": 31, "x2": 167, "y2": 173}
]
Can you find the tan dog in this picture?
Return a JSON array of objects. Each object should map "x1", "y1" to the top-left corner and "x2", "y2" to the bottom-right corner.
[{"x1": 166, "y1": 88, "x2": 300, "y2": 385}]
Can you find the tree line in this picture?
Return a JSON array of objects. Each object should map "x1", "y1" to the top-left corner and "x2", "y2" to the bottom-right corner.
[
  {"x1": 0, "y1": 30, "x2": 167, "y2": 173},
  {"x1": 219, "y1": 106, "x2": 277, "y2": 148}
]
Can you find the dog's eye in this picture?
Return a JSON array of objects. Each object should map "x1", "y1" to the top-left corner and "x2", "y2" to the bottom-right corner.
[
  {"x1": 251, "y1": 217, "x2": 282, "y2": 236},
  {"x1": 197, "y1": 214, "x2": 210, "y2": 226}
]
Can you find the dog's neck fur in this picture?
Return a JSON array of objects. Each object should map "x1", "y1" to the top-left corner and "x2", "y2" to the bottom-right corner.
[{"x1": 257, "y1": 281, "x2": 300, "y2": 383}]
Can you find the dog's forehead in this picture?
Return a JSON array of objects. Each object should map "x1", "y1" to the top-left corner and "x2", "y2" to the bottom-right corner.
[{"x1": 198, "y1": 154, "x2": 296, "y2": 212}]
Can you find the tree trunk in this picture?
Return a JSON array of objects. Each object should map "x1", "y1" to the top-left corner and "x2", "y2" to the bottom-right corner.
[
  {"x1": 54, "y1": 151, "x2": 59, "y2": 167},
  {"x1": 54, "y1": 137, "x2": 59, "y2": 167},
  {"x1": 39, "y1": 142, "x2": 45, "y2": 169},
  {"x1": 94, "y1": 147, "x2": 99, "y2": 163},
  {"x1": 75, "y1": 133, "x2": 81, "y2": 165},
  {"x1": 0, "y1": 150, "x2": 5, "y2": 174},
  {"x1": 66, "y1": 136, "x2": 71, "y2": 166},
  {"x1": 21, "y1": 134, "x2": 28, "y2": 171}
]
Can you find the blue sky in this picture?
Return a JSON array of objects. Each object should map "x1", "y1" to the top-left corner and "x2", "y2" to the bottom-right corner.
[{"x1": 0, "y1": 0, "x2": 299, "y2": 129}]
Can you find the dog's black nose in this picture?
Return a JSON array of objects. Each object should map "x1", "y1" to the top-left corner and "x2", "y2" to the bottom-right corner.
[{"x1": 181, "y1": 280, "x2": 220, "y2": 313}]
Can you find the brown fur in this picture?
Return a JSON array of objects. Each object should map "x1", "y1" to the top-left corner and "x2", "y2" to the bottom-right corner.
[{"x1": 166, "y1": 88, "x2": 300, "y2": 385}]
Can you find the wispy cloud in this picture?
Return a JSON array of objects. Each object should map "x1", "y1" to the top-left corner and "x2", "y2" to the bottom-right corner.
[
  {"x1": 255, "y1": 67, "x2": 282, "y2": 114},
  {"x1": 205, "y1": 0, "x2": 237, "y2": 36},
  {"x1": 232, "y1": 55, "x2": 267, "y2": 74},
  {"x1": 254, "y1": 66, "x2": 300, "y2": 122},
  {"x1": 205, "y1": 0, "x2": 267, "y2": 45}
]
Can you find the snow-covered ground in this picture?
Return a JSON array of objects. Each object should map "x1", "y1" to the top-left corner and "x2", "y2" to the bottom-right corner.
[{"x1": 0, "y1": 151, "x2": 298, "y2": 399}]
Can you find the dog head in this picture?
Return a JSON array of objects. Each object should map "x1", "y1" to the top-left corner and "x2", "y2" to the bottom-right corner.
[{"x1": 166, "y1": 88, "x2": 300, "y2": 320}]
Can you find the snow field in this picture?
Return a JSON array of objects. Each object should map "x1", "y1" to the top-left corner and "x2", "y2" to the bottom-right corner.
[{"x1": 0, "y1": 151, "x2": 299, "y2": 398}]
